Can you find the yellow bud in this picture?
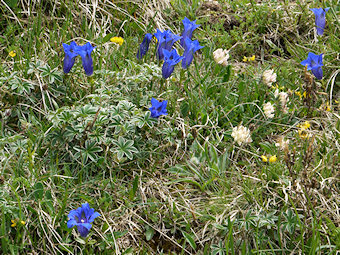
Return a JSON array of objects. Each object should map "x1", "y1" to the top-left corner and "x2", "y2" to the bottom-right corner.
[
  {"x1": 9, "y1": 51, "x2": 16, "y2": 57},
  {"x1": 269, "y1": 155, "x2": 277, "y2": 163},
  {"x1": 261, "y1": 155, "x2": 268, "y2": 162},
  {"x1": 249, "y1": 55, "x2": 255, "y2": 61},
  {"x1": 21, "y1": 220, "x2": 26, "y2": 225},
  {"x1": 243, "y1": 56, "x2": 248, "y2": 62},
  {"x1": 11, "y1": 220, "x2": 17, "y2": 227}
]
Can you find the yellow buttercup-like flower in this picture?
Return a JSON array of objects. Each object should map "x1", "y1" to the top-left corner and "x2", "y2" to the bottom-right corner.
[
  {"x1": 110, "y1": 37, "x2": 124, "y2": 46},
  {"x1": 9, "y1": 50, "x2": 16, "y2": 57},
  {"x1": 11, "y1": 219, "x2": 17, "y2": 227},
  {"x1": 261, "y1": 155, "x2": 268, "y2": 162},
  {"x1": 269, "y1": 155, "x2": 277, "y2": 163},
  {"x1": 243, "y1": 55, "x2": 255, "y2": 62}
]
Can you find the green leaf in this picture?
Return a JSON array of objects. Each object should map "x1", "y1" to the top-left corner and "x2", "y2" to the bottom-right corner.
[
  {"x1": 129, "y1": 175, "x2": 139, "y2": 200},
  {"x1": 181, "y1": 101, "x2": 190, "y2": 117},
  {"x1": 182, "y1": 231, "x2": 196, "y2": 250},
  {"x1": 145, "y1": 226, "x2": 155, "y2": 241},
  {"x1": 34, "y1": 182, "x2": 44, "y2": 200}
]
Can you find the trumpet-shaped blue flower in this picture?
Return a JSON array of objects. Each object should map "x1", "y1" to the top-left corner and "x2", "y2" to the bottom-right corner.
[
  {"x1": 162, "y1": 49, "x2": 184, "y2": 79},
  {"x1": 137, "y1": 33, "x2": 153, "y2": 59},
  {"x1": 67, "y1": 203, "x2": 100, "y2": 237},
  {"x1": 310, "y1": 8, "x2": 330, "y2": 35},
  {"x1": 300, "y1": 52, "x2": 323, "y2": 80},
  {"x1": 182, "y1": 38, "x2": 204, "y2": 69},
  {"x1": 180, "y1": 17, "x2": 200, "y2": 47},
  {"x1": 154, "y1": 29, "x2": 181, "y2": 60},
  {"x1": 149, "y1": 98, "x2": 168, "y2": 118},
  {"x1": 75, "y1": 42, "x2": 95, "y2": 76},
  {"x1": 62, "y1": 41, "x2": 79, "y2": 73}
]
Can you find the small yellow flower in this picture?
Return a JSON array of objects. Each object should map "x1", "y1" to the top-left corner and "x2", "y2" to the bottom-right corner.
[
  {"x1": 9, "y1": 50, "x2": 16, "y2": 58},
  {"x1": 20, "y1": 220, "x2": 26, "y2": 225},
  {"x1": 295, "y1": 91, "x2": 302, "y2": 99},
  {"x1": 110, "y1": 37, "x2": 124, "y2": 46},
  {"x1": 249, "y1": 55, "x2": 255, "y2": 61},
  {"x1": 243, "y1": 56, "x2": 248, "y2": 62},
  {"x1": 303, "y1": 91, "x2": 307, "y2": 98},
  {"x1": 302, "y1": 121, "x2": 310, "y2": 129},
  {"x1": 298, "y1": 129, "x2": 309, "y2": 139},
  {"x1": 11, "y1": 219, "x2": 16, "y2": 227},
  {"x1": 261, "y1": 155, "x2": 268, "y2": 162},
  {"x1": 171, "y1": 77, "x2": 176, "y2": 82},
  {"x1": 269, "y1": 155, "x2": 277, "y2": 163},
  {"x1": 154, "y1": 36, "x2": 158, "y2": 43}
]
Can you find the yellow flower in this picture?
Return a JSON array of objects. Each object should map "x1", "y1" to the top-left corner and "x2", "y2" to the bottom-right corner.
[
  {"x1": 269, "y1": 155, "x2": 277, "y2": 163},
  {"x1": 302, "y1": 121, "x2": 310, "y2": 129},
  {"x1": 298, "y1": 129, "x2": 309, "y2": 139},
  {"x1": 249, "y1": 55, "x2": 255, "y2": 61},
  {"x1": 20, "y1": 220, "x2": 26, "y2": 225},
  {"x1": 9, "y1": 50, "x2": 16, "y2": 57},
  {"x1": 261, "y1": 155, "x2": 268, "y2": 162},
  {"x1": 243, "y1": 56, "x2": 248, "y2": 62},
  {"x1": 110, "y1": 37, "x2": 124, "y2": 46},
  {"x1": 303, "y1": 91, "x2": 307, "y2": 98},
  {"x1": 295, "y1": 91, "x2": 302, "y2": 99},
  {"x1": 11, "y1": 220, "x2": 16, "y2": 227},
  {"x1": 154, "y1": 36, "x2": 158, "y2": 43}
]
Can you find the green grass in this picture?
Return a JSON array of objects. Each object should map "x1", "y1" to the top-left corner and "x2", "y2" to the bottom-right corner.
[{"x1": 1, "y1": 0, "x2": 339, "y2": 254}]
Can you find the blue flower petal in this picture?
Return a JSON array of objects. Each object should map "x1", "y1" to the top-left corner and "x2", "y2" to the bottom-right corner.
[
  {"x1": 67, "y1": 219, "x2": 77, "y2": 229},
  {"x1": 311, "y1": 66, "x2": 323, "y2": 80},
  {"x1": 88, "y1": 212, "x2": 100, "y2": 223},
  {"x1": 149, "y1": 98, "x2": 168, "y2": 118},
  {"x1": 310, "y1": 8, "x2": 329, "y2": 35},
  {"x1": 301, "y1": 52, "x2": 324, "y2": 80},
  {"x1": 180, "y1": 17, "x2": 200, "y2": 46},
  {"x1": 137, "y1": 33, "x2": 153, "y2": 59},
  {"x1": 77, "y1": 223, "x2": 92, "y2": 237}
]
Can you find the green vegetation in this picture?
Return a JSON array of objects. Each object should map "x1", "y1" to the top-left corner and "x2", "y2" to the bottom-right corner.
[{"x1": 1, "y1": 0, "x2": 339, "y2": 254}]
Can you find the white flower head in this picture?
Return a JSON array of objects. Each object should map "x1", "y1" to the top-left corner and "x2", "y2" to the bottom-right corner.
[
  {"x1": 262, "y1": 69, "x2": 277, "y2": 87},
  {"x1": 231, "y1": 125, "x2": 252, "y2": 145},
  {"x1": 213, "y1": 48, "x2": 229, "y2": 66},
  {"x1": 263, "y1": 102, "x2": 275, "y2": 118},
  {"x1": 278, "y1": 92, "x2": 289, "y2": 113}
]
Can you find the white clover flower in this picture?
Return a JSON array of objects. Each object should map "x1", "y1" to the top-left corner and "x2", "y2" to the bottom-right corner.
[
  {"x1": 262, "y1": 69, "x2": 277, "y2": 87},
  {"x1": 263, "y1": 102, "x2": 275, "y2": 118},
  {"x1": 213, "y1": 48, "x2": 229, "y2": 66},
  {"x1": 231, "y1": 125, "x2": 252, "y2": 145},
  {"x1": 274, "y1": 88, "x2": 279, "y2": 98},
  {"x1": 278, "y1": 92, "x2": 289, "y2": 113}
]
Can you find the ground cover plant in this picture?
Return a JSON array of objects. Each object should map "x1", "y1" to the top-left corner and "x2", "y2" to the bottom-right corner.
[{"x1": 0, "y1": 0, "x2": 339, "y2": 254}]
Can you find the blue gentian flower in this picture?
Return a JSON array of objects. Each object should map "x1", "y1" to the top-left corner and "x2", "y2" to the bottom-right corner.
[
  {"x1": 75, "y1": 42, "x2": 95, "y2": 76},
  {"x1": 162, "y1": 49, "x2": 184, "y2": 79},
  {"x1": 149, "y1": 98, "x2": 168, "y2": 118},
  {"x1": 310, "y1": 8, "x2": 330, "y2": 35},
  {"x1": 300, "y1": 52, "x2": 323, "y2": 80},
  {"x1": 67, "y1": 203, "x2": 100, "y2": 237},
  {"x1": 62, "y1": 41, "x2": 79, "y2": 73},
  {"x1": 154, "y1": 29, "x2": 181, "y2": 60},
  {"x1": 180, "y1": 17, "x2": 200, "y2": 47},
  {"x1": 137, "y1": 33, "x2": 153, "y2": 59},
  {"x1": 182, "y1": 38, "x2": 204, "y2": 69}
]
